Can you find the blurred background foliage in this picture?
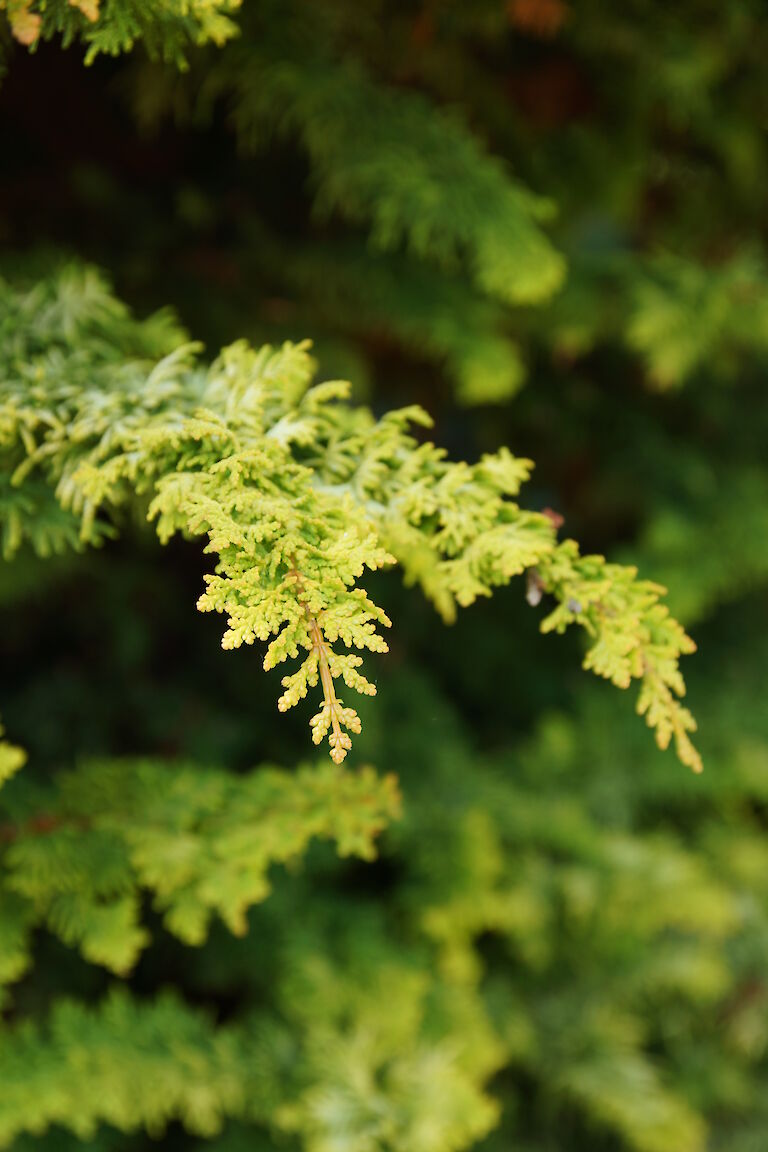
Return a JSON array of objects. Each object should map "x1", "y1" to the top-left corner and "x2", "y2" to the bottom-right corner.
[{"x1": 1, "y1": 1, "x2": 768, "y2": 1150}]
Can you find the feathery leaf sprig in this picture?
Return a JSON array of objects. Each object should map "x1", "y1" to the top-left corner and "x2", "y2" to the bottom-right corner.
[{"x1": 0, "y1": 267, "x2": 700, "y2": 768}]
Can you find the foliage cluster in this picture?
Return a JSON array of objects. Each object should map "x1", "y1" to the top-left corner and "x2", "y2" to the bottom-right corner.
[
  {"x1": 1, "y1": 2, "x2": 768, "y2": 1152},
  {"x1": 0, "y1": 268, "x2": 699, "y2": 766}
]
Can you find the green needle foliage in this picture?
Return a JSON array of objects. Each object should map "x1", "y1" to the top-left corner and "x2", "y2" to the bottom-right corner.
[
  {"x1": 1, "y1": 756, "x2": 399, "y2": 971},
  {"x1": 0, "y1": 267, "x2": 699, "y2": 768}
]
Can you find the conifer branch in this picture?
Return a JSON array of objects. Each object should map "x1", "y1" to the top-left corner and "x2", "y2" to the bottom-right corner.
[
  {"x1": 0, "y1": 266, "x2": 701, "y2": 770},
  {"x1": 1, "y1": 0, "x2": 241, "y2": 63},
  {"x1": 0, "y1": 757, "x2": 400, "y2": 969}
]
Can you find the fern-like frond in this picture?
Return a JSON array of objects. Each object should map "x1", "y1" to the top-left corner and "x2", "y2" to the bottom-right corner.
[
  {"x1": 0, "y1": 266, "x2": 700, "y2": 768},
  {"x1": 1, "y1": 756, "x2": 399, "y2": 968}
]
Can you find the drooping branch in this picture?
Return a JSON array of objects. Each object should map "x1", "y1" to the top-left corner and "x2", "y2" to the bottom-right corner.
[{"x1": 0, "y1": 268, "x2": 701, "y2": 770}]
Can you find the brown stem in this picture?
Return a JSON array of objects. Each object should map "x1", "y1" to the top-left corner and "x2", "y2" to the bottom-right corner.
[
  {"x1": 287, "y1": 562, "x2": 345, "y2": 755},
  {"x1": 308, "y1": 614, "x2": 345, "y2": 753}
]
